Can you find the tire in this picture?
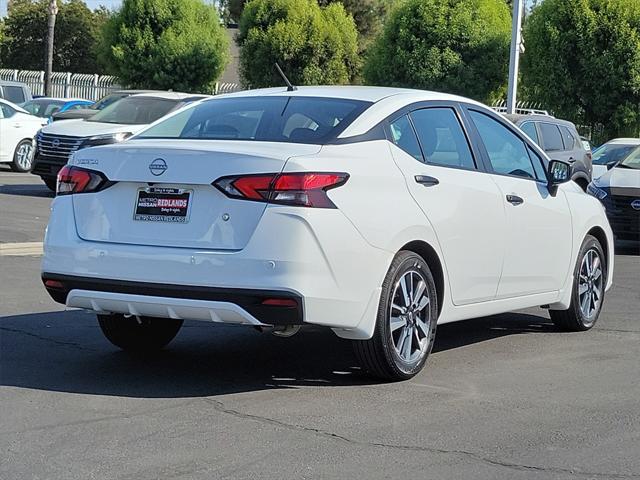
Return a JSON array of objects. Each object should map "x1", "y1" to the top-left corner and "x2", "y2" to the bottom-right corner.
[
  {"x1": 10, "y1": 139, "x2": 34, "y2": 172},
  {"x1": 97, "y1": 314, "x2": 183, "y2": 352},
  {"x1": 353, "y1": 251, "x2": 438, "y2": 381},
  {"x1": 42, "y1": 177, "x2": 57, "y2": 192},
  {"x1": 550, "y1": 235, "x2": 606, "y2": 331}
]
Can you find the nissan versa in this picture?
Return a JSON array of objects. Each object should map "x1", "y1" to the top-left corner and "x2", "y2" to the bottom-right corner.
[{"x1": 41, "y1": 87, "x2": 614, "y2": 380}]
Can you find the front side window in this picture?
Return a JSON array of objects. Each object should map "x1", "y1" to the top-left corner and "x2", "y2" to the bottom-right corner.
[
  {"x1": 138, "y1": 96, "x2": 371, "y2": 144},
  {"x1": 410, "y1": 108, "x2": 475, "y2": 170},
  {"x1": 389, "y1": 115, "x2": 422, "y2": 161},
  {"x1": 470, "y1": 110, "x2": 539, "y2": 180},
  {"x1": 22, "y1": 100, "x2": 65, "y2": 117},
  {"x1": 539, "y1": 123, "x2": 564, "y2": 151}
]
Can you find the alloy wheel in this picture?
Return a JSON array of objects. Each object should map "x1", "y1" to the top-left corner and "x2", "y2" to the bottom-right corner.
[
  {"x1": 578, "y1": 248, "x2": 603, "y2": 321},
  {"x1": 389, "y1": 269, "x2": 432, "y2": 363},
  {"x1": 16, "y1": 143, "x2": 34, "y2": 171}
]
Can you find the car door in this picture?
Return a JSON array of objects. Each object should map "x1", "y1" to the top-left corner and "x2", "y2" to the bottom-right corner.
[
  {"x1": 466, "y1": 108, "x2": 573, "y2": 298},
  {"x1": 0, "y1": 103, "x2": 21, "y2": 162},
  {"x1": 386, "y1": 104, "x2": 507, "y2": 306}
]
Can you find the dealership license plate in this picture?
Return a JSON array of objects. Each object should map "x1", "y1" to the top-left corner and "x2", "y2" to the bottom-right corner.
[{"x1": 134, "y1": 187, "x2": 191, "y2": 223}]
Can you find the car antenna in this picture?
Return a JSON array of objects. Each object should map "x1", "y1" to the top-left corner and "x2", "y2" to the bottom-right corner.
[{"x1": 275, "y1": 63, "x2": 297, "y2": 92}]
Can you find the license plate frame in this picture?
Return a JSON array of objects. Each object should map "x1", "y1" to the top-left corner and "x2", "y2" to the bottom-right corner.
[{"x1": 133, "y1": 187, "x2": 193, "y2": 223}]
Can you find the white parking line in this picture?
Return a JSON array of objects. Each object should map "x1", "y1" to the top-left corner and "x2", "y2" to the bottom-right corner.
[{"x1": 0, "y1": 242, "x2": 43, "y2": 257}]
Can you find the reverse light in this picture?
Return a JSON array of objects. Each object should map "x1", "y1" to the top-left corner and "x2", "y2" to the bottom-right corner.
[
  {"x1": 214, "y1": 172, "x2": 349, "y2": 208},
  {"x1": 57, "y1": 165, "x2": 111, "y2": 196}
]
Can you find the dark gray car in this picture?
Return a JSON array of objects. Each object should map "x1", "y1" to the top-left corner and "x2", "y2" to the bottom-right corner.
[{"x1": 504, "y1": 114, "x2": 592, "y2": 190}]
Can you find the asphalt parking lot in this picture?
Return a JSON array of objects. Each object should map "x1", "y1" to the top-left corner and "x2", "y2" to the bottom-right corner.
[{"x1": 1, "y1": 168, "x2": 639, "y2": 480}]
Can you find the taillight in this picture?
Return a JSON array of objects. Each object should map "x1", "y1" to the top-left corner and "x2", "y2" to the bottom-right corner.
[
  {"x1": 214, "y1": 172, "x2": 349, "y2": 208},
  {"x1": 57, "y1": 165, "x2": 111, "y2": 196}
]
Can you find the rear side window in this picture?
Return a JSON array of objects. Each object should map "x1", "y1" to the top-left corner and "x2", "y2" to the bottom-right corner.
[
  {"x1": 138, "y1": 96, "x2": 371, "y2": 144},
  {"x1": 559, "y1": 126, "x2": 576, "y2": 150},
  {"x1": 469, "y1": 110, "x2": 540, "y2": 180},
  {"x1": 0, "y1": 103, "x2": 16, "y2": 118},
  {"x1": 389, "y1": 115, "x2": 422, "y2": 161},
  {"x1": 520, "y1": 122, "x2": 540, "y2": 145},
  {"x1": 539, "y1": 123, "x2": 564, "y2": 151},
  {"x1": 2, "y1": 86, "x2": 26, "y2": 104},
  {"x1": 410, "y1": 108, "x2": 475, "y2": 170}
]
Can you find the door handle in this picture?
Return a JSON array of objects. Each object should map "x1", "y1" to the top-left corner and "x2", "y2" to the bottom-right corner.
[
  {"x1": 506, "y1": 194, "x2": 524, "y2": 206},
  {"x1": 414, "y1": 175, "x2": 439, "y2": 187}
]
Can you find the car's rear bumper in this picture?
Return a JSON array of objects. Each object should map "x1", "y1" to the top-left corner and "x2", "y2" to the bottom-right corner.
[
  {"x1": 42, "y1": 273, "x2": 303, "y2": 326},
  {"x1": 42, "y1": 196, "x2": 391, "y2": 339}
]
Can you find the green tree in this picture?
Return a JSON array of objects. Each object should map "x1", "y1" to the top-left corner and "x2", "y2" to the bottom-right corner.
[
  {"x1": 0, "y1": 0, "x2": 109, "y2": 73},
  {"x1": 522, "y1": 0, "x2": 640, "y2": 139},
  {"x1": 363, "y1": 0, "x2": 512, "y2": 103},
  {"x1": 237, "y1": 0, "x2": 359, "y2": 88},
  {"x1": 98, "y1": 0, "x2": 229, "y2": 92},
  {"x1": 317, "y1": 0, "x2": 394, "y2": 51}
]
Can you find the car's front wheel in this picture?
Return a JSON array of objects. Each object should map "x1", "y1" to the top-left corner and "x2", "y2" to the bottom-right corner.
[
  {"x1": 97, "y1": 314, "x2": 183, "y2": 352},
  {"x1": 353, "y1": 251, "x2": 438, "y2": 380},
  {"x1": 550, "y1": 234, "x2": 606, "y2": 331},
  {"x1": 11, "y1": 139, "x2": 34, "y2": 172}
]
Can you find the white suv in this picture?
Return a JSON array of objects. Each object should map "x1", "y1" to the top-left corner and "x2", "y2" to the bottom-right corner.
[{"x1": 42, "y1": 87, "x2": 614, "y2": 380}]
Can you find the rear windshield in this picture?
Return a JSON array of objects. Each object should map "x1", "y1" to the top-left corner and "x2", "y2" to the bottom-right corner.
[
  {"x1": 88, "y1": 97, "x2": 178, "y2": 125},
  {"x1": 137, "y1": 96, "x2": 372, "y2": 144}
]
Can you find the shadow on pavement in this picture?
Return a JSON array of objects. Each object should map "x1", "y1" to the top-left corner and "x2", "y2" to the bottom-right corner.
[
  {"x1": 0, "y1": 309, "x2": 555, "y2": 398},
  {"x1": 0, "y1": 183, "x2": 54, "y2": 199}
]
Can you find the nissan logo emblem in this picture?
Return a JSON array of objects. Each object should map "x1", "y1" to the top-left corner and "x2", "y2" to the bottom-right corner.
[
  {"x1": 149, "y1": 158, "x2": 168, "y2": 176},
  {"x1": 632, "y1": 199, "x2": 640, "y2": 211}
]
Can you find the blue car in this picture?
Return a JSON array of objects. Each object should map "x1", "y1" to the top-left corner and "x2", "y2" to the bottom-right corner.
[{"x1": 20, "y1": 97, "x2": 93, "y2": 123}]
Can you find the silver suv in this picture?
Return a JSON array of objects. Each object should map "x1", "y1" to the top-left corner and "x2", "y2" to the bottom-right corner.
[{"x1": 504, "y1": 113, "x2": 592, "y2": 190}]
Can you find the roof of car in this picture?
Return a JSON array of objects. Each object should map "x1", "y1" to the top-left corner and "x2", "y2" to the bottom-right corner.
[
  {"x1": 26, "y1": 97, "x2": 91, "y2": 103},
  {"x1": 214, "y1": 85, "x2": 485, "y2": 105},
  {"x1": 605, "y1": 138, "x2": 640, "y2": 145},
  {"x1": 128, "y1": 92, "x2": 203, "y2": 101},
  {"x1": 0, "y1": 97, "x2": 29, "y2": 113},
  {"x1": 0, "y1": 80, "x2": 29, "y2": 87},
  {"x1": 503, "y1": 113, "x2": 576, "y2": 127}
]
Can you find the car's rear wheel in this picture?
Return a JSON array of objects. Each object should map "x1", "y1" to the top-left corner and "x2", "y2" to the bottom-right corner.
[
  {"x1": 550, "y1": 235, "x2": 606, "y2": 331},
  {"x1": 97, "y1": 314, "x2": 183, "y2": 352},
  {"x1": 11, "y1": 139, "x2": 34, "y2": 172},
  {"x1": 353, "y1": 251, "x2": 438, "y2": 381}
]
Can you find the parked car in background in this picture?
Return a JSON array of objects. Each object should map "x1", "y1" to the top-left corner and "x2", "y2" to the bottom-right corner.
[
  {"x1": 0, "y1": 98, "x2": 47, "y2": 172},
  {"x1": 0, "y1": 80, "x2": 33, "y2": 105},
  {"x1": 588, "y1": 145, "x2": 640, "y2": 245},
  {"x1": 21, "y1": 97, "x2": 93, "y2": 123},
  {"x1": 32, "y1": 92, "x2": 208, "y2": 190},
  {"x1": 51, "y1": 89, "x2": 159, "y2": 122},
  {"x1": 591, "y1": 138, "x2": 640, "y2": 178},
  {"x1": 503, "y1": 113, "x2": 592, "y2": 190},
  {"x1": 42, "y1": 86, "x2": 614, "y2": 380}
]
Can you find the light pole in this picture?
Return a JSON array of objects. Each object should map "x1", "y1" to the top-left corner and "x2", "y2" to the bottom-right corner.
[
  {"x1": 506, "y1": 0, "x2": 524, "y2": 114},
  {"x1": 44, "y1": 0, "x2": 58, "y2": 97}
]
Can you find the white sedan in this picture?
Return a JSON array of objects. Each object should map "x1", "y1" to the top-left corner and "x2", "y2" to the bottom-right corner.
[
  {"x1": 0, "y1": 98, "x2": 47, "y2": 172},
  {"x1": 42, "y1": 87, "x2": 614, "y2": 380}
]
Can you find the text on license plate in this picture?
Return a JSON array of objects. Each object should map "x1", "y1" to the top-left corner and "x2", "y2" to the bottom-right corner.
[{"x1": 134, "y1": 187, "x2": 191, "y2": 223}]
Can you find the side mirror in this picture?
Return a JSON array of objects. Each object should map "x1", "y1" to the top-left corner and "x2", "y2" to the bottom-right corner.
[{"x1": 547, "y1": 160, "x2": 571, "y2": 196}]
